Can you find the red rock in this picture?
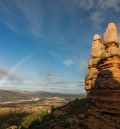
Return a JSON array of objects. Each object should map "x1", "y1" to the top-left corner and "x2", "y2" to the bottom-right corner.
[
  {"x1": 88, "y1": 22, "x2": 120, "y2": 115},
  {"x1": 85, "y1": 34, "x2": 104, "y2": 93}
]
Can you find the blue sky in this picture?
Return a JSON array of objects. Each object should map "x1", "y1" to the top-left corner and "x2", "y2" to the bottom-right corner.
[{"x1": 0, "y1": 0, "x2": 120, "y2": 94}]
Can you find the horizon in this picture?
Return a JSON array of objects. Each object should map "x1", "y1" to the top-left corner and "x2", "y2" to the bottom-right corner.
[{"x1": 0, "y1": 0, "x2": 120, "y2": 94}]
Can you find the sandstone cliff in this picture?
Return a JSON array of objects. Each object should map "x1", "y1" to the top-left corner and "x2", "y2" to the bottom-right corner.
[{"x1": 87, "y1": 23, "x2": 120, "y2": 115}]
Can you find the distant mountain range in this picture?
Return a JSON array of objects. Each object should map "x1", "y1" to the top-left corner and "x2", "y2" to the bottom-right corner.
[{"x1": 0, "y1": 89, "x2": 86, "y2": 102}]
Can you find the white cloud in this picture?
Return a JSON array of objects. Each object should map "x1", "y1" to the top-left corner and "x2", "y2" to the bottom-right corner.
[
  {"x1": 0, "y1": 66, "x2": 86, "y2": 94},
  {"x1": 89, "y1": 11, "x2": 105, "y2": 30},
  {"x1": 78, "y1": 0, "x2": 95, "y2": 10},
  {"x1": 1, "y1": 80, "x2": 85, "y2": 94},
  {"x1": 76, "y1": 0, "x2": 120, "y2": 11},
  {"x1": 73, "y1": 0, "x2": 120, "y2": 29},
  {"x1": 0, "y1": 66, "x2": 25, "y2": 84},
  {"x1": 63, "y1": 59, "x2": 75, "y2": 66},
  {"x1": 0, "y1": 52, "x2": 36, "y2": 86},
  {"x1": 1, "y1": 0, "x2": 120, "y2": 35},
  {"x1": 98, "y1": 0, "x2": 120, "y2": 12},
  {"x1": 42, "y1": 73, "x2": 55, "y2": 84}
]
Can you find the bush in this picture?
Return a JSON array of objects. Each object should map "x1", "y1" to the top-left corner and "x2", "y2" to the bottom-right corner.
[{"x1": 18, "y1": 111, "x2": 48, "y2": 129}]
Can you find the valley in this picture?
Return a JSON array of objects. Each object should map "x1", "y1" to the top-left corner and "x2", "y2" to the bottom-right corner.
[{"x1": 0, "y1": 90, "x2": 85, "y2": 129}]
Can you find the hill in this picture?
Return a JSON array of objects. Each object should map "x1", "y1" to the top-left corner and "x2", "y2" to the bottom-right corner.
[
  {"x1": 0, "y1": 90, "x2": 85, "y2": 129},
  {"x1": 19, "y1": 97, "x2": 120, "y2": 129},
  {"x1": 0, "y1": 90, "x2": 85, "y2": 103}
]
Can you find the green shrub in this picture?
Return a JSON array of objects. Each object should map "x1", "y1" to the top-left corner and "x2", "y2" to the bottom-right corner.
[{"x1": 18, "y1": 111, "x2": 48, "y2": 129}]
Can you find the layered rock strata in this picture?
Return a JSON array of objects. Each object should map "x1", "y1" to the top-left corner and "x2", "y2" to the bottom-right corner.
[
  {"x1": 86, "y1": 23, "x2": 120, "y2": 114},
  {"x1": 85, "y1": 23, "x2": 120, "y2": 114}
]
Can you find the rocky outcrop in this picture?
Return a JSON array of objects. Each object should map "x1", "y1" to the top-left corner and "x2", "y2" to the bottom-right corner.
[
  {"x1": 87, "y1": 23, "x2": 120, "y2": 115},
  {"x1": 85, "y1": 34, "x2": 104, "y2": 93},
  {"x1": 103, "y1": 23, "x2": 119, "y2": 48}
]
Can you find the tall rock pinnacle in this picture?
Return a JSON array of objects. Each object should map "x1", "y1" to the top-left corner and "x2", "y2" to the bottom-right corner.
[
  {"x1": 85, "y1": 22, "x2": 120, "y2": 115},
  {"x1": 85, "y1": 34, "x2": 104, "y2": 93},
  {"x1": 103, "y1": 22, "x2": 119, "y2": 48}
]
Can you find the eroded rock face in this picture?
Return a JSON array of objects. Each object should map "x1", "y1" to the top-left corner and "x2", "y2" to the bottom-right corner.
[
  {"x1": 85, "y1": 60, "x2": 98, "y2": 93},
  {"x1": 103, "y1": 22, "x2": 119, "y2": 48},
  {"x1": 85, "y1": 34, "x2": 104, "y2": 93},
  {"x1": 87, "y1": 22, "x2": 120, "y2": 114},
  {"x1": 91, "y1": 34, "x2": 104, "y2": 58}
]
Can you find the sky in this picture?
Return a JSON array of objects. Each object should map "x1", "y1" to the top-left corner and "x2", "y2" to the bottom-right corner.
[{"x1": 0, "y1": 0, "x2": 120, "y2": 94}]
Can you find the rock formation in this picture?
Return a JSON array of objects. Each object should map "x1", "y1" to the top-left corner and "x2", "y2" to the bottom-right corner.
[
  {"x1": 85, "y1": 34, "x2": 104, "y2": 93},
  {"x1": 86, "y1": 22, "x2": 120, "y2": 115}
]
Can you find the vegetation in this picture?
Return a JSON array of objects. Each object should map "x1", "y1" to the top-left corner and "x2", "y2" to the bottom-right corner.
[
  {"x1": 18, "y1": 111, "x2": 48, "y2": 129},
  {"x1": 0, "y1": 90, "x2": 86, "y2": 129},
  {"x1": 0, "y1": 105, "x2": 50, "y2": 129},
  {"x1": 19, "y1": 97, "x2": 91, "y2": 129}
]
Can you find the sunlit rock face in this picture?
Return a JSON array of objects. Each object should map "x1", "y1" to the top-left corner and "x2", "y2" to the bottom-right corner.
[
  {"x1": 91, "y1": 34, "x2": 104, "y2": 58},
  {"x1": 103, "y1": 22, "x2": 119, "y2": 48},
  {"x1": 85, "y1": 34, "x2": 104, "y2": 93},
  {"x1": 87, "y1": 22, "x2": 120, "y2": 114}
]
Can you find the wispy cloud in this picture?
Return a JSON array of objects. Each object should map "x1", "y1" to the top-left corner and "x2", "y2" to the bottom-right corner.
[
  {"x1": 0, "y1": 1, "x2": 22, "y2": 34},
  {"x1": 76, "y1": 0, "x2": 120, "y2": 11},
  {"x1": 14, "y1": 0, "x2": 44, "y2": 38},
  {"x1": 0, "y1": 66, "x2": 24, "y2": 83},
  {"x1": 0, "y1": 0, "x2": 43, "y2": 38},
  {"x1": 73, "y1": 0, "x2": 120, "y2": 29},
  {"x1": 0, "y1": 65, "x2": 86, "y2": 93},
  {"x1": 78, "y1": 0, "x2": 95, "y2": 10},
  {"x1": 0, "y1": 52, "x2": 36, "y2": 86},
  {"x1": 42, "y1": 73, "x2": 56, "y2": 84},
  {"x1": 98, "y1": 0, "x2": 120, "y2": 12},
  {"x1": 10, "y1": 53, "x2": 35, "y2": 74},
  {"x1": 63, "y1": 59, "x2": 75, "y2": 66},
  {"x1": 1, "y1": 80, "x2": 85, "y2": 94},
  {"x1": 89, "y1": 11, "x2": 105, "y2": 30}
]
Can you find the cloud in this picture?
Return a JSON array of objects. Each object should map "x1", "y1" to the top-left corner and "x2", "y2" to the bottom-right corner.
[
  {"x1": 0, "y1": 67, "x2": 86, "y2": 94},
  {"x1": 89, "y1": 11, "x2": 105, "y2": 30},
  {"x1": 0, "y1": 52, "x2": 36, "y2": 86},
  {"x1": 10, "y1": 53, "x2": 35, "y2": 74},
  {"x1": 0, "y1": 66, "x2": 86, "y2": 93},
  {"x1": 63, "y1": 59, "x2": 75, "y2": 66},
  {"x1": 73, "y1": 0, "x2": 120, "y2": 29},
  {"x1": 78, "y1": 0, "x2": 95, "y2": 10},
  {"x1": 98, "y1": 0, "x2": 120, "y2": 12},
  {"x1": 1, "y1": 0, "x2": 120, "y2": 37},
  {"x1": 0, "y1": 0, "x2": 43, "y2": 38},
  {"x1": 0, "y1": 3, "x2": 16, "y2": 33},
  {"x1": 1, "y1": 80, "x2": 85, "y2": 94},
  {"x1": 42, "y1": 73, "x2": 55, "y2": 84},
  {"x1": 76, "y1": 0, "x2": 120, "y2": 11},
  {"x1": 0, "y1": 66, "x2": 24, "y2": 84},
  {"x1": 14, "y1": 0, "x2": 44, "y2": 38}
]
